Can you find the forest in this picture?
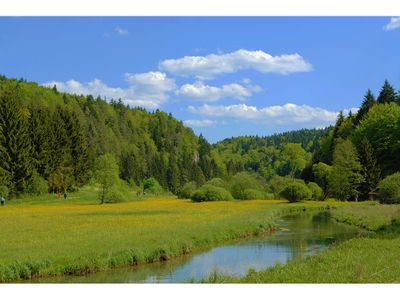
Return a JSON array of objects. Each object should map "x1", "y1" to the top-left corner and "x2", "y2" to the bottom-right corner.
[{"x1": 0, "y1": 75, "x2": 400, "y2": 204}]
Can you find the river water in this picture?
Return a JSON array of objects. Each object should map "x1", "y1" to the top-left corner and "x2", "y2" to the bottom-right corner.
[{"x1": 31, "y1": 211, "x2": 362, "y2": 283}]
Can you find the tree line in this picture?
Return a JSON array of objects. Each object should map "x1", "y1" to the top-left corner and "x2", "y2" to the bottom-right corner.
[{"x1": 1, "y1": 75, "x2": 399, "y2": 204}]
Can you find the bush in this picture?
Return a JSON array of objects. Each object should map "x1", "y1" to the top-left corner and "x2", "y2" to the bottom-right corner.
[
  {"x1": 0, "y1": 185, "x2": 9, "y2": 198},
  {"x1": 279, "y1": 181, "x2": 312, "y2": 203},
  {"x1": 242, "y1": 188, "x2": 267, "y2": 200},
  {"x1": 378, "y1": 172, "x2": 400, "y2": 204},
  {"x1": 206, "y1": 178, "x2": 227, "y2": 189},
  {"x1": 177, "y1": 181, "x2": 197, "y2": 199},
  {"x1": 229, "y1": 172, "x2": 266, "y2": 200},
  {"x1": 103, "y1": 185, "x2": 127, "y2": 203},
  {"x1": 143, "y1": 177, "x2": 163, "y2": 194},
  {"x1": 307, "y1": 182, "x2": 323, "y2": 200},
  {"x1": 268, "y1": 176, "x2": 305, "y2": 199},
  {"x1": 26, "y1": 172, "x2": 48, "y2": 195},
  {"x1": 191, "y1": 184, "x2": 233, "y2": 202}
]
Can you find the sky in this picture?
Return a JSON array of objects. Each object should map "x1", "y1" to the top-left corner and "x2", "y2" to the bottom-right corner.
[{"x1": 0, "y1": 17, "x2": 400, "y2": 142}]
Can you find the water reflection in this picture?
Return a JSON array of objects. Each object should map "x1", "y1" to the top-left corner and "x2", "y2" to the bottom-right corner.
[{"x1": 32, "y1": 211, "x2": 361, "y2": 283}]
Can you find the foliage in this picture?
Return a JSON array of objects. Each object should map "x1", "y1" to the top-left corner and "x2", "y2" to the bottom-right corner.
[
  {"x1": 358, "y1": 137, "x2": 381, "y2": 198},
  {"x1": 353, "y1": 103, "x2": 400, "y2": 177},
  {"x1": 242, "y1": 188, "x2": 271, "y2": 200},
  {"x1": 312, "y1": 162, "x2": 332, "y2": 200},
  {"x1": 282, "y1": 143, "x2": 308, "y2": 178},
  {"x1": 329, "y1": 139, "x2": 364, "y2": 201},
  {"x1": 205, "y1": 177, "x2": 227, "y2": 189},
  {"x1": 25, "y1": 171, "x2": 48, "y2": 195},
  {"x1": 278, "y1": 181, "x2": 312, "y2": 203},
  {"x1": 191, "y1": 184, "x2": 233, "y2": 202},
  {"x1": 177, "y1": 181, "x2": 197, "y2": 199},
  {"x1": 142, "y1": 177, "x2": 163, "y2": 194},
  {"x1": 307, "y1": 182, "x2": 323, "y2": 200},
  {"x1": 229, "y1": 172, "x2": 265, "y2": 200},
  {"x1": 377, "y1": 80, "x2": 398, "y2": 104},
  {"x1": 378, "y1": 172, "x2": 400, "y2": 204},
  {"x1": 0, "y1": 185, "x2": 9, "y2": 198},
  {"x1": 93, "y1": 154, "x2": 120, "y2": 204}
]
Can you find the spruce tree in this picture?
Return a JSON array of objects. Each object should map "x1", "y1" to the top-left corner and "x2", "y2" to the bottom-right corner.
[
  {"x1": 358, "y1": 137, "x2": 380, "y2": 199},
  {"x1": 0, "y1": 82, "x2": 33, "y2": 193},
  {"x1": 354, "y1": 89, "x2": 376, "y2": 125},
  {"x1": 377, "y1": 80, "x2": 397, "y2": 104}
]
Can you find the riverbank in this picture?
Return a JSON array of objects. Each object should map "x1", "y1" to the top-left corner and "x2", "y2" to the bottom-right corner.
[
  {"x1": 0, "y1": 194, "x2": 333, "y2": 282},
  {"x1": 206, "y1": 201, "x2": 400, "y2": 283}
]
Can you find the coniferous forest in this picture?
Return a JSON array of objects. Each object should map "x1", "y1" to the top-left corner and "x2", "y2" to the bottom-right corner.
[{"x1": 1, "y1": 75, "x2": 400, "y2": 204}]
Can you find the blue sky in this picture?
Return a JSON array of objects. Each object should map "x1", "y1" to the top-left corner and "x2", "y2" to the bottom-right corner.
[{"x1": 1, "y1": 17, "x2": 400, "y2": 142}]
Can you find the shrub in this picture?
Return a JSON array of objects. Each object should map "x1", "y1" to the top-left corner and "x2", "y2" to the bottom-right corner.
[
  {"x1": 103, "y1": 185, "x2": 127, "y2": 203},
  {"x1": 191, "y1": 184, "x2": 233, "y2": 202},
  {"x1": 26, "y1": 172, "x2": 48, "y2": 195},
  {"x1": 0, "y1": 185, "x2": 9, "y2": 198},
  {"x1": 268, "y1": 176, "x2": 305, "y2": 199},
  {"x1": 177, "y1": 181, "x2": 197, "y2": 199},
  {"x1": 242, "y1": 188, "x2": 267, "y2": 200},
  {"x1": 229, "y1": 172, "x2": 265, "y2": 200},
  {"x1": 279, "y1": 181, "x2": 312, "y2": 203},
  {"x1": 143, "y1": 177, "x2": 163, "y2": 194},
  {"x1": 206, "y1": 178, "x2": 227, "y2": 189},
  {"x1": 378, "y1": 172, "x2": 400, "y2": 204},
  {"x1": 307, "y1": 182, "x2": 323, "y2": 200}
]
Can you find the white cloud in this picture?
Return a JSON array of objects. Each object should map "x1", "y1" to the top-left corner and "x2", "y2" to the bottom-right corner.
[
  {"x1": 183, "y1": 119, "x2": 215, "y2": 127},
  {"x1": 43, "y1": 71, "x2": 176, "y2": 109},
  {"x1": 175, "y1": 81, "x2": 260, "y2": 102},
  {"x1": 159, "y1": 49, "x2": 312, "y2": 80},
  {"x1": 384, "y1": 17, "x2": 400, "y2": 31},
  {"x1": 114, "y1": 26, "x2": 129, "y2": 36},
  {"x1": 188, "y1": 103, "x2": 343, "y2": 127}
]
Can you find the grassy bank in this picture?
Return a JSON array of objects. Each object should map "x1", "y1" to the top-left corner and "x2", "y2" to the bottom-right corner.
[
  {"x1": 206, "y1": 201, "x2": 400, "y2": 283},
  {"x1": 0, "y1": 190, "x2": 332, "y2": 282}
]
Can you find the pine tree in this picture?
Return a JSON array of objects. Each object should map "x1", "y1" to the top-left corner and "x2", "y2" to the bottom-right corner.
[
  {"x1": 377, "y1": 80, "x2": 397, "y2": 104},
  {"x1": 358, "y1": 137, "x2": 380, "y2": 199},
  {"x1": 0, "y1": 83, "x2": 33, "y2": 193},
  {"x1": 354, "y1": 90, "x2": 376, "y2": 125}
]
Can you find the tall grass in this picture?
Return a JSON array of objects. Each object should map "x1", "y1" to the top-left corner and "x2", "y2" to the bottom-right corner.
[
  {"x1": 204, "y1": 201, "x2": 400, "y2": 283},
  {"x1": 0, "y1": 191, "x2": 332, "y2": 282}
]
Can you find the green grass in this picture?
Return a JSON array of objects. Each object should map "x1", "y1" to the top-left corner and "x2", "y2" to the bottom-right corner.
[
  {"x1": 0, "y1": 188, "x2": 333, "y2": 282},
  {"x1": 206, "y1": 201, "x2": 400, "y2": 283}
]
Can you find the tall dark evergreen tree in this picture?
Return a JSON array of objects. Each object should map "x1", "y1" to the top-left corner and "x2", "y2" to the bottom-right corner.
[
  {"x1": 377, "y1": 80, "x2": 397, "y2": 104},
  {"x1": 354, "y1": 90, "x2": 376, "y2": 125},
  {"x1": 0, "y1": 83, "x2": 33, "y2": 193}
]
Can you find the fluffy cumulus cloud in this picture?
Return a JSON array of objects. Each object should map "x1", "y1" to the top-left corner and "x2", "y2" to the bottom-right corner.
[
  {"x1": 175, "y1": 81, "x2": 261, "y2": 102},
  {"x1": 384, "y1": 17, "x2": 400, "y2": 31},
  {"x1": 188, "y1": 103, "x2": 342, "y2": 127},
  {"x1": 159, "y1": 49, "x2": 312, "y2": 80},
  {"x1": 183, "y1": 119, "x2": 215, "y2": 127},
  {"x1": 43, "y1": 71, "x2": 176, "y2": 109}
]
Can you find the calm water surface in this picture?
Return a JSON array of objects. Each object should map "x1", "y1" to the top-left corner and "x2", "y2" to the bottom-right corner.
[{"x1": 31, "y1": 211, "x2": 362, "y2": 283}]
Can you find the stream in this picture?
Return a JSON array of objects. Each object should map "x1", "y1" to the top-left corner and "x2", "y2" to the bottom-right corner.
[{"x1": 30, "y1": 211, "x2": 362, "y2": 283}]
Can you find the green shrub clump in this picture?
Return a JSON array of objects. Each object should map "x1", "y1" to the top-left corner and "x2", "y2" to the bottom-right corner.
[
  {"x1": 229, "y1": 172, "x2": 266, "y2": 200},
  {"x1": 26, "y1": 172, "x2": 48, "y2": 195},
  {"x1": 378, "y1": 172, "x2": 400, "y2": 204},
  {"x1": 206, "y1": 178, "x2": 227, "y2": 189},
  {"x1": 307, "y1": 182, "x2": 323, "y2": 200},
  {"x1": 177, "y1": 181, "x2": 197, "y2": 199},
  {"x1": 191, "y1": 184, "x2": 233, "y2": 202},
  {"x1": 242, "y1": 188, "x2": 267, "y2": 200},
  {"x1": 143, "y1": 177, "x2": 163, "y2": 194},
  {"x1": 279, "y1": 181, "x2": 312, "y2": 203}
]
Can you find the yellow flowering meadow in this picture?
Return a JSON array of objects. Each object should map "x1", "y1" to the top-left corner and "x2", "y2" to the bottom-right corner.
[{"x1": 0, "y1": 194, "x2": 331, "y2": 282}]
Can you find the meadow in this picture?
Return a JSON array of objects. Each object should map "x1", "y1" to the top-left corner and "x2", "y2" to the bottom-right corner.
[
  {"x1": 207, "y1": 202, "x2": 400, "y2": 283},
  {"x1": 0, "y1": 188, "x2": 333, "y2": 282}
]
